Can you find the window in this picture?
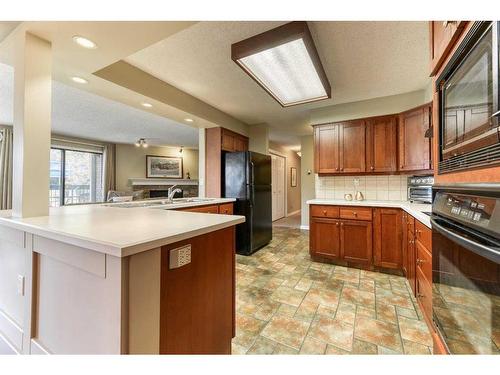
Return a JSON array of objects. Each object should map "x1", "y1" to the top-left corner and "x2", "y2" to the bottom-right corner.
[{"x1": 49, "y1": 148, "x2": 104, "y2": 207}]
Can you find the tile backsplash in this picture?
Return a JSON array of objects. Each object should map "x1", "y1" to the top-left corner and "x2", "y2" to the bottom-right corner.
[{"x1": 315, "y1": 175, "x2": 409, "y2": 201}]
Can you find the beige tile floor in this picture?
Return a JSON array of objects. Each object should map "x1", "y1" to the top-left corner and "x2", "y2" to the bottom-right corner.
[{"x1": 233, "y1": 226, "x2": 432, "y2": 355}]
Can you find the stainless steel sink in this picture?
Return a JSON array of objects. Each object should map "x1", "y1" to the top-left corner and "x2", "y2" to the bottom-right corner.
[{"x1": 172, "y1": 198, "x2": 215, "y2": 203}]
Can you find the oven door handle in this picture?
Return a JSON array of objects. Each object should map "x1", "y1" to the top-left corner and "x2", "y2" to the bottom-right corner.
[{"x1": 431, "y1": 217, "x2": 500, "y2": 264}]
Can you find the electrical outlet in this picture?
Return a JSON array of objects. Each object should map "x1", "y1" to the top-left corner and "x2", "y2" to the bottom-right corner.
[
  {"x1": 169, "y1": 244, "x2": 192, "y2": 269},
  {"x1": 17, "y1": 275, "x2": 25, "y2": 296}
]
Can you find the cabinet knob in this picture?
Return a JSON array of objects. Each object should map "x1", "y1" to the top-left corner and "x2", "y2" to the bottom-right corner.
[
  {"x1": 323, "y1": 210, "x2": 327, "y2": 215},
  {"x1": 370, "y1": 166, "x2": 374, "y2": 170},
  {"x1": 340, "y1": 168, "x2": 344, "y2": 171},
  {"x1": 400, "y1": 165, "x2": 404, "y2": 168},
  {"x1": 340, "y1": 223, "x2": 344, "y2": 227},
  {"x1": 336, "y1": 222, "x2": 339, "y2": 226},
  {"x1": 417, "y1": 293, "x2": 425, "y2": 299},
  {"x1": 335, "y1": 168, "x2": 339, "y2": 171},
  {"x1": 353, "y1": 212, "x2": 358, "y2": 216}
]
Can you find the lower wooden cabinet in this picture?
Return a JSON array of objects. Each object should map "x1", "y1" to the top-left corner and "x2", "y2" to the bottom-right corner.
[
  {"x1": 373, "y1": 208, "x2": 402, "y2": 269},
  {"x1": 340, "y1": 220, "x2": 372, "y2": 265},
  {"x1": 176, "y1": 203, "x2": 234, "y2": 215},
  {"x1": 310, "y1": 217, "x2": 341, "y2": 259}
]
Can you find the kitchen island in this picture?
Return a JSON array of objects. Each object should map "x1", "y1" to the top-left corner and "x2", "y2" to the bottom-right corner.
[{"x1": 0, "y1": 199, "x2": 244, "y2": 354}]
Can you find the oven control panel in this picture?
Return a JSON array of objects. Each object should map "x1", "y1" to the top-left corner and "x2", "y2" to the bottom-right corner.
[{"x1": 434, "y1": 192, "x2": 500, "y2": 236}]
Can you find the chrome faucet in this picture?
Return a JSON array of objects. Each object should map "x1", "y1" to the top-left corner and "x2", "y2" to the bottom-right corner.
[{"x1": 167, "y1": 185, "x2": 182, "y2": 203}]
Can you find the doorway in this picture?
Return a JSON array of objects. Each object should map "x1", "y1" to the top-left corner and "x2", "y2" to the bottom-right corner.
[{"x1": 270, "y1": 152, "x2": 286, "y2": 221}]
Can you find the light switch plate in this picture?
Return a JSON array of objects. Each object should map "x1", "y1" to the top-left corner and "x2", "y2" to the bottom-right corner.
[{"x1": 169, "y1": 244, "x2": 192, "y2": 269}]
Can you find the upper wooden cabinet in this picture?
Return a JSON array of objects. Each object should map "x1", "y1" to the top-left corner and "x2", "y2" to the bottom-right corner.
[
  {"x1": 313, "y1": 121, "x2": 365, "y2": 174},
  {"x1": 340, "y1": 120, "x2": 366, "y2": 173},
  {"x1": 398, "y1": 104, "x2": 432, "y2": 172},
  {"x1": 314, "y1": 124, "x2": 340, "y2": 173},
  {"x1": 366, "y1": 115, "x2": 397, "y2": 173},
  {"x1": 221, "y1": 128, "x2": 248, "y2": 152},
  {"x1": 429, "y1": 21, "x2": 467, "y2": 76}
]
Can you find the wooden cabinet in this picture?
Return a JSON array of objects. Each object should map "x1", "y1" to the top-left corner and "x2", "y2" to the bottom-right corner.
[
  {"x1": 405, "y1": 213, "x2": 416, "y2": 295},
  {"x1": 218, "y1": 203, "x2": 234, "y2": 215},
  {"x1": 340, "y1": 120, "x2": 366, "y2": 173},
  {"x1": 398, "y1": 105, "x2": 432, "y2": 172},
  {"x1": 310, "y1": 217, "x2": 341, "y2": 259},
  {"x1": 221, "y1": 128, "x2": 248, "y2": 152},
  {"x1": 176, "y1": 203, "x2": 233, "y2": 215},
  {"x1": 366, "y1": 115, "x2": 397, "y2": 173},
  {"x1": 313, "y1": 121, "x2": 365, "y2": 174},
  {"x1": 313, "y1": 104, "x2": 432, "y2": 175},
  {"x1": 373, "y1": 208, "x2": 402, "y2": 269},
  {"x1": 310, "y1": 205, "x2": 372, "y2": 266},
  {"x1": 340, "y1": 220, "x2": 372, "y2": 265},
  {"x1": 314, "y1": 124, "x2": 340, "y2": 173},
  {"x1": 429, "y1": 21, "x2": 467, "y2": 76}
]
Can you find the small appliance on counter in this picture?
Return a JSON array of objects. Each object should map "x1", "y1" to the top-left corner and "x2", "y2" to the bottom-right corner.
[{"x1": 407, "y1": 175, "x2": 434, "y2": 204}]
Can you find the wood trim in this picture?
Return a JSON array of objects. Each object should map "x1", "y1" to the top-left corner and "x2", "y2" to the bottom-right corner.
[
  {"x1": 205, "y1": 127, "x2": 222, "y2": 198},
  {"x1": 231, "y1": 22, "x2": 331, "y2": 107}
]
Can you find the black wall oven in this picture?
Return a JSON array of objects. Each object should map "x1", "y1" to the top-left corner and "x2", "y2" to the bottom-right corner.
[
  {"x1": 431, "y1": 185, "x2": 500, "y2": 354},
  {"x1": 437, "y1": 21, "x2": 500, "y2": 173}
]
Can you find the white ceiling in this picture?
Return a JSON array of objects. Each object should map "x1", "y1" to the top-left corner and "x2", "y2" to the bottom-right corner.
[
  {"x1": 0, "y1": 63, "x2": 198, "y2": 147},
  {"x1": 127, "y1": 21, "x2": 430, "y2": 146}
]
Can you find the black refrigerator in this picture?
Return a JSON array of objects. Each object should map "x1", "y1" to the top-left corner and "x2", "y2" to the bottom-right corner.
[{"x1": 224, "y1": 151, "x2": 272, "y2": 255}]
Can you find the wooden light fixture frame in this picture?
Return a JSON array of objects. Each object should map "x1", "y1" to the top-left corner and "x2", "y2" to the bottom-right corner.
[{"x1": 231, "y1": 21, "x2": 332, "y2": 107}]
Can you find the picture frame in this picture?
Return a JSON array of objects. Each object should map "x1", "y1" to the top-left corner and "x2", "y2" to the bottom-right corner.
[
  {"x1": 146, "y1": 155, "x2": 183, "y2": 179},
  {"x1": 291, "y1": 167, "x2": 297, "y2": 187}
]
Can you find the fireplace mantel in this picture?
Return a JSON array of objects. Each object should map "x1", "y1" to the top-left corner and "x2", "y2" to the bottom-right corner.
[{"x1": 128, "y1": 178, "x2": 199, "y2": 186}]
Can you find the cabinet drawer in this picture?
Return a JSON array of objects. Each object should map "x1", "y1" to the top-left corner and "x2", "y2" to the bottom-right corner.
[
  {"x1": 339, "y1": 207, "x2": 372, "y2": 221},
  {"x1": 416, "y1": 240, "x2": 432, "y2": 284},
  {"x1": 415, "y1": 220, "x2": 431, "y2": 252},
  {"x1": 416, "y1": 267, "x2": 432, "y2": 322},
  {"x1": 179, "y1": 205, "x2": 219, "y2": 214},
  {"x1": 311, "y1": 205, "x2": 339, "y2": 218},
  {"x1": 218, "y1": 203, "x2": 233, "y2": 215}
]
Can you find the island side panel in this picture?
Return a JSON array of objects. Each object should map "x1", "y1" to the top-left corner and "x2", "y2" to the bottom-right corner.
[
  {"x1": 32, "y1": 236, "x2": 124, "y2": 354},
  {"x1": 160, "y1": 226, "x2": 235, "y2": 354}
]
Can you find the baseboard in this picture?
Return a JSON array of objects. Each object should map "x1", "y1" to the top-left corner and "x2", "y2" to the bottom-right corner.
[
  {"x1": 30, "y1": 339, "x2": 50, "y2": 355},
  {"x1": 299, "y1": 225, "x2": 309, "y2": 230},
  {"x1": 0, "y1": 332, "x2": 19, "y2": 354},
  {"x1": 287, "y1": 210, "x2": 301, "y2": 217}
]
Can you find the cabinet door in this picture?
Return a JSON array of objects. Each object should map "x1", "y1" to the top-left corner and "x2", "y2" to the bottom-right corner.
[
  {"x1": 340, "y1": 120, "x2": 366, "y2": 173},
  {"x1": 234, "y1": 136, "x2": 248, "y2": 152},
  {"x1": 340, "y1": 220, "x2": 372, "y2": 265},
  {"x1": 221, "y1": 131, "x2": 235, "y2": 151},
  {"x1": 398, "y1": 105, "x2": 432, "y2": 172},
  {"x1": 366, "y1": 116, "x2": 397, "y2": 172},
  {"x1": 401, "y1": 212, "x2": 408, "y2": 276},
  {"x1": 373, "y1": 208, "x2": 402, "y2": 269},
  {"x1": 310, "y1": 217, "x2": 341, "y2": 259},
  {"x1": 314, "y1": 124, "x2": 340, "y2": 173},
  {"x1": 429, "y1": 21, "x2": 467, "y2": 76}
]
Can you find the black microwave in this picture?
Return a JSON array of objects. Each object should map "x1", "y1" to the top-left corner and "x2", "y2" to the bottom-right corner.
[{"x1": 437, "y1": 21, "x2": 500, "y2": 174}]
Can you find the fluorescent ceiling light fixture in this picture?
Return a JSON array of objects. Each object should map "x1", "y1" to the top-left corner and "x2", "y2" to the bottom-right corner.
[
  {"x1": 184, "y1": 118, "x2": 194, "y2": 122},
  {"x1": 71, "y1": 76, "x2": 88, "y2": 84},
  {"x1": 141, "y1": 102, "x2": 153, "y2": 108},
  {"x1": 232, "y1": 22, "x2": 331, "y2": 107},
  {"x1": 72, "y1": 35, "x2": 97, "y2": 49}
]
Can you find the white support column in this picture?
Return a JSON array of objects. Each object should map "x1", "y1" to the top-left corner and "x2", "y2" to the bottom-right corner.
[{"x1": 12, "y1": 32, "x2": 52, "y2": 218}]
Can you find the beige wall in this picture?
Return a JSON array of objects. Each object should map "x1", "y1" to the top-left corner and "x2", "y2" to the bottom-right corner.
[
  {"x1": 300, "y1": 136, "x2": 315, "y2": 228},
  {"x1": 248, "y1": 124, "x2": 269, "y2": 155},
  {"x1": 310, "y1": 89, "x2": 430, "y2": 125},
  {"x1": 115, "y1": 144, "x2": 199, "y2": 191},
  {"x1": 269, "y1": 142, "x2": 301, "y2": 215}
]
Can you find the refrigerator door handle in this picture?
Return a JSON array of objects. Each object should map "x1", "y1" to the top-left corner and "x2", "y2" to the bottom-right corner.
[{"x1": 250, "y1": 161, "x2": 255, "y2": 185}]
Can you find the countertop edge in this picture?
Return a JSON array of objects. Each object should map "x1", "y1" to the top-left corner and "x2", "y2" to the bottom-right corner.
[{"x1": 306, "y1": 199, "x2": 432, "y2": 228}]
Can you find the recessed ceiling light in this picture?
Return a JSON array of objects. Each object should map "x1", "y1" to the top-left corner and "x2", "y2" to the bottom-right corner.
[
  {"x1": 184, "y1": 118, "x2": 193, "y2": 122},
  {"x1": 71, "y1": 76, "x2": 88, "y2": 84},
  {"x1": 72, "y1": 35, "x2": 97, "y2": 49},
  {"x1": 141, "y1": 102, "x2": 153, "y2": 108},
  {"x1": 232, "y1": 22, "x2": 331, "y2": 107}
]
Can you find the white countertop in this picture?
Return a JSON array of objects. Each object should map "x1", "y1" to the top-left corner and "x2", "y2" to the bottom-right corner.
[
  {"x1": 0, "y1": 198, "x2": 244, "y2": 257},
  {"x1": 306, "y1": 199, "x2": 432, "y2": 228}
]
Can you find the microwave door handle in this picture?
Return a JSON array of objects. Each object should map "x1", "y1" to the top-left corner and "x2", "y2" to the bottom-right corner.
[{"x1": 431, "y1": 218, "x2": 500, "y2": 264}]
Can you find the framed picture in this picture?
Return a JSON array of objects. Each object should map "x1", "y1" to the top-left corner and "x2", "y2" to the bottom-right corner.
[
  {"x1": 291, "y1": 167, "x2": 297, "y2": 187},
  {"x1": 146, "y1": 155, "x2": 183, "y2": 179}
]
